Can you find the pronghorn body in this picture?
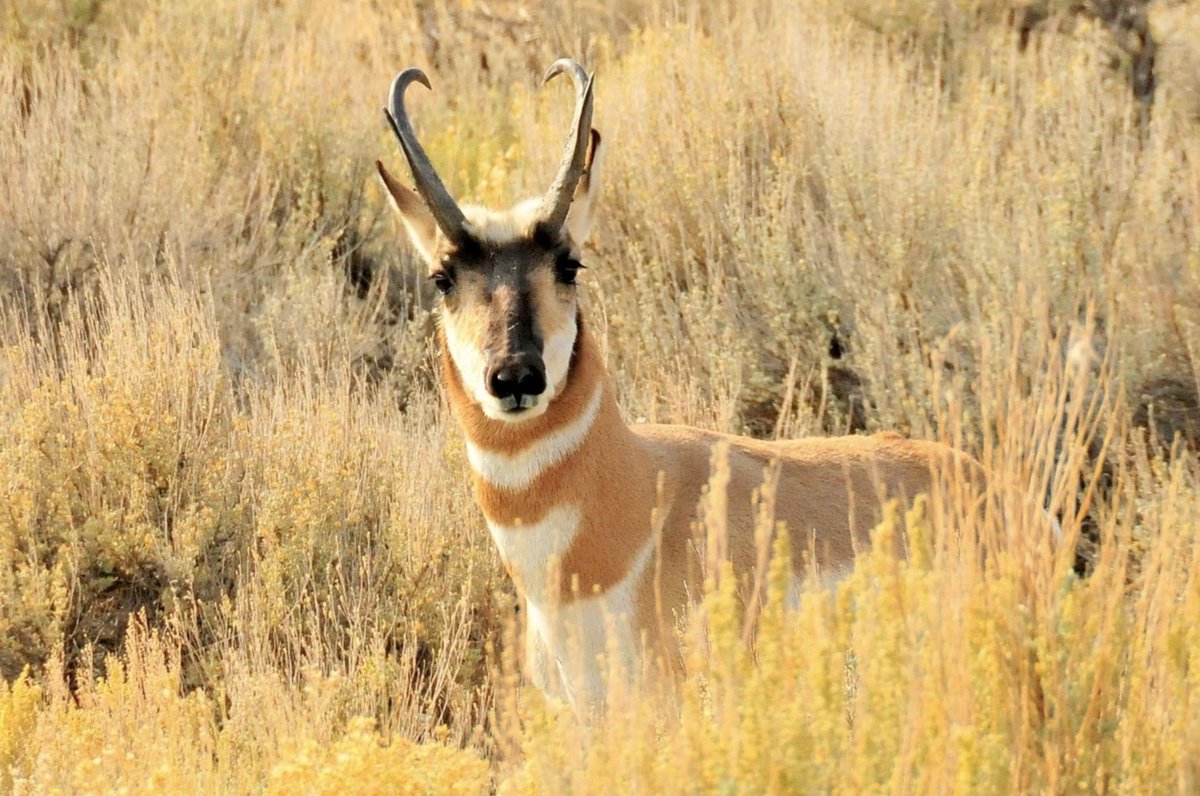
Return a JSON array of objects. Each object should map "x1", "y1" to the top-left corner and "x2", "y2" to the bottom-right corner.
[
  {"x1": 377, "y1": 60, "x2": 964, "y2": 709},
  {"x1": 447, "y1": 318, "x2": 951, "y2": 703}
]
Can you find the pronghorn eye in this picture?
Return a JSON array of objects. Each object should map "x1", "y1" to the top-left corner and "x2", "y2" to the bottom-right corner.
[
  {"x1": 554, "y1": 256, "x2": 585, "y2": 286},
  {"x1": 429, "y1": 270, "x2": 455, "y2": 295}
]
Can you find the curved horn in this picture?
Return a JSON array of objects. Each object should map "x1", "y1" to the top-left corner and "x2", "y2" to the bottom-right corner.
[
  {"x1": 383, "y1": 69, "x2": 469, "y2": 246},
  {"x1": 540, "y1": 58, "x2": 595, "y2": 234}
]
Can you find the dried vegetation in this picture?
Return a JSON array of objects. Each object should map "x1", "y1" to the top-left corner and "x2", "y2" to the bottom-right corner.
[{"x1": 2, "y1": 0, "x2": 1200, "y2": 792}]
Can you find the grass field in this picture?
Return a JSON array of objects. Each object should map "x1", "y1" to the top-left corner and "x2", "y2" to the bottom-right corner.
[{"x1": 2, "y1": 0, "x2": 1200, "y2": 792}]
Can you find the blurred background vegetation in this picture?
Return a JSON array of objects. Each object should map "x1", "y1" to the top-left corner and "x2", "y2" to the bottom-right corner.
[{"x1": 1, "y1": 0, "x2": 1199, "y2": 791}]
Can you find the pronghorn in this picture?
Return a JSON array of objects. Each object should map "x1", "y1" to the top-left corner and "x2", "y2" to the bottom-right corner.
[{"x1": 376, "y1": 59, "x2": 972, "y2": 710}]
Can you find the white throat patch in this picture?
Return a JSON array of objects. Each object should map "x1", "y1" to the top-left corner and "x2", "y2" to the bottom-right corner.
[{"x1": 466, "y1": 384, "x2": 603, "y2": 491}]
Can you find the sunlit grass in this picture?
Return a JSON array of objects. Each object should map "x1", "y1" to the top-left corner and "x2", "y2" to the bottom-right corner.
[{"x1": 2, "y1": 0, "x2": 1199, "y2": 792}]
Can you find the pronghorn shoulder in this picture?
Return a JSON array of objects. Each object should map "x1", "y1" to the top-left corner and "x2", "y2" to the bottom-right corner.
[{"x1": 626, "y1": 423, "x2": 722, "y2": 478}]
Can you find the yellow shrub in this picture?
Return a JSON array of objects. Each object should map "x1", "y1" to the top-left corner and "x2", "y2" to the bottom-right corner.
[
  {"x1": 269, "y1": 718, "x2": 489, "y2": 796},
  {"x1": 2, "y1": 0, "x2": 1200, "y2": 792},
  {"x1": 0, "y1": 671, "x2": 41, "y2": 793},
  {"x1": 506, "y1": 478, "x2": 1200, "y2": 792}
]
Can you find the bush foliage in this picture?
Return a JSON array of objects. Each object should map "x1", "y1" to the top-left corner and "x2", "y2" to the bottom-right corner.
[{"x1": 2, "y1": 0, "x2": 1199, "y2": 792}]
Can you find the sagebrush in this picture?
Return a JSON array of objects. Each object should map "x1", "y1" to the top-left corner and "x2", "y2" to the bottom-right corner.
[{"x1": 2, "y1": 0, "x2": 1199, "y2": 792}]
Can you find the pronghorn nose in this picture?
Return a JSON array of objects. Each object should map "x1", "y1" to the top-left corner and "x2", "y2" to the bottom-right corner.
[{"x1": 486, "y1": 358, "x2": 547, "y2": 405}]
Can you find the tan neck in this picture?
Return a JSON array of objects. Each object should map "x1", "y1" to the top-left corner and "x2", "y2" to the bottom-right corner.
[{"x1": 442, "y1": 323, "x2": 660, "y2": 596}]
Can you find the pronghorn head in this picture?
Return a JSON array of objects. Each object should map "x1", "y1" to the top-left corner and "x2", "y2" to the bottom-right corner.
[{"x1": 376, "y1": 59, "x2": 604, "y2": 422}]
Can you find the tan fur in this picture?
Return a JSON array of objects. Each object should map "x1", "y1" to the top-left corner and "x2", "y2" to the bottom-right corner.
[
  {"x1": 445, "y1": 323, "x2": 969, "y2": 663},
  {"x1": 444, "y1": 326, "x2": 658, "y2": 594}
]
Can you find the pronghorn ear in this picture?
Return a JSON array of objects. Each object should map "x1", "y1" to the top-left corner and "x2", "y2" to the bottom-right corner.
[
  {"x1": 376, "y1": 159, "x2": 440, "y2": 265},
  {"x1": 563, "y1": 129, "x2": 604, "y2": 246}
]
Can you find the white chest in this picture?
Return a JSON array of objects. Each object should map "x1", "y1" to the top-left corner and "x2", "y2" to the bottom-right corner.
[
  {"x1": 486, "y1": 505, "x2": 582, "y2": 600},
  {"x1": 493, "y1": 524, "x2": 657, "y2": 711}
]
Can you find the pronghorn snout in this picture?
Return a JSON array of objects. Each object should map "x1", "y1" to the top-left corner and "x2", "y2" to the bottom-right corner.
[{"x1": 486, "y1": 354, "x2": 547, "y2": 412}]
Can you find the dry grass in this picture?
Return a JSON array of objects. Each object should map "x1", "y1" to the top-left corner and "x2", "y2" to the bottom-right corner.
[{"x1": 2, "y1": 0, "x2": 1200, "y2": 792}]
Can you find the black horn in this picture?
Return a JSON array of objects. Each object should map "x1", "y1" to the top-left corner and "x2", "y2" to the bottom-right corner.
[
  {"x1": 540, "y1": 58, "x2": 595, "y2": 234},
  {"x1": 384, "y1": 69, "x2": 470, "y2": 247}
]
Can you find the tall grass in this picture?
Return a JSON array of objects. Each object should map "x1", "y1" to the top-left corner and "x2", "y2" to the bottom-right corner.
[{"x1": 2, "y1": 0, "x2": 1199, "y2": 792}]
